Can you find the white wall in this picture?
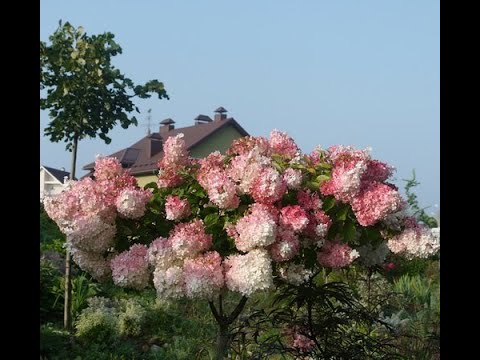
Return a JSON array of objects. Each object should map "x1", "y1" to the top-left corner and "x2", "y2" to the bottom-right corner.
[{"x1": 40, "y1": 168, "x2": 66, "y2": 201}]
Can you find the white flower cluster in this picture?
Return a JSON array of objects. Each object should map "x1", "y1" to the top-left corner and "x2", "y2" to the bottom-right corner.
[
  {"x1": 357, "y1": 243, "x2": 390, "y2": 267},
  {"x1": 153, "y1": 266, "x2": 185, "y2": 299},
  {"x1": 387, "y1": 226, "x2": 440, "y2": 259},
  {"x1": 70, "y1": 248, "x2": 112, "y2": 281},
  {"x1": 66, "y1": 215, "x2": 116, "y2": 253},
  {"x1": 224, "y1": 249, "x2": 273, "y2": 296},
  {"x1": 278, "y1": 263, "x2": 313, "y2": 286}
]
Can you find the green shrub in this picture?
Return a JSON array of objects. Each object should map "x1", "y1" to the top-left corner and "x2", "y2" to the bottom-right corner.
[
  {"x1": 40, "y1": 202, "x2": 65, "y2": 244},
  {"x1": 117, "y1": 298, "x2": 148, "y2": 337},
  {"x1": 40, "y1": 259, "x2": 63, "y2": 324},
  {"x1": 52, "y1": 273, "x2": 101, "y2": 322},
  {"x1": 40, "y1": 324, "x2": 71, "y2": 359},
  {"x1": 75, "y1": 297, "x2": 119, "y2": 343}
]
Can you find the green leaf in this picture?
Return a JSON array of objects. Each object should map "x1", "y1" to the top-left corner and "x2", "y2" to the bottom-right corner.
[
  {"x1": 336, "y1": 205, "x2": 349, "y2": 221},
  {"x1": 343, "y1": 221, "x2": 356, "y2": 243},
  {"x1": 323, "y1": 196, "x2": 336, "y2": 211},
  {"x1": 204, "y1": 213, "x2": 220, "y2": 227},
  {"x1": 143, "y1": 182, "x2": 158, "y2": 190},
  {"x1": 316, "y1": 174, "x2": 330, "y2": 185}
]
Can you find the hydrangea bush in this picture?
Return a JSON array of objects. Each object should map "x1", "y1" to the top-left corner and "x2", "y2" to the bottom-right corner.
[{"x1": 44, "y1": 130, "x2": 439, "y2": 358}]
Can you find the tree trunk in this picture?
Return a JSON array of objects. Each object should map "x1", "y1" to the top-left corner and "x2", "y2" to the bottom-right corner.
[
  {"x1": 209, "y1": 295, "x2": 248, "y2": 360},
  {"x1": 215, "y1": 324, "x2": 230, "y2": 360},
  {"x1": 64, "y1": 136, "x2": 78, "y2": 330}
]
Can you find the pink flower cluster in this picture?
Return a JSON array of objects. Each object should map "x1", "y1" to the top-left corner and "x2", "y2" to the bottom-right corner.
[
  {"x1": 169, "y1": 220, "x2": 212, "y2": 259},
  {"x1": 279, "y1": 206, "x2": 309, "y2": 232},
  {"x1": 43, "y1": 157, "x2": 149, "y2": 281},
  {"x1": 320, "y1": 146, "x2": 401, "y2": 226},
  {"x1": 233, "y1": 204, "x2": 278, "y2": 252},
  {"x1": 197, "y1": 153, "x2": 240, "y2": 209},
  {"x1": 285, "y1": 326, "x2": 315, "y2": 352},
  {"x1": 317, "y1": 240, "x2": 360, "y2": 268},
  {"x1": 157, "y1": 133, "x2": 189, "y2": 188},
  {"x1": 94, "y1": 156, "x2": 123, "y2": 181},
  {"x1": 116, "y1": 188, "x2": 152, "y2": 219},
  {"x1": 269, "y1": 130, "x2": 300, "y2": 159},
  {"x1": 283, "y1": 167, "x2": 303, "y2": 189},
  {"x1": 148, "y1": 222, "x2": 222, "y2": 300},
  {"x1": 269, "y1": 227, "x2": 300, "y2": 262},
  {"x1": 292, "y1": 331, "x2": 315, "y2": 352},
  {"x1": 46, "y1": 128, "x2": 440, "y2": 300},
  {"x1": 110, "y1": 244, "x2": 150, "y2": 290},
  {"x1": 165, "y1": 195, "x2": 191, "y2": 221},
  {"x1": 159, "y1": 133, "x2": 189, "y2": 167},
  {"x1": 183, "y1": 251, "x2": 224, "y2": 298}
]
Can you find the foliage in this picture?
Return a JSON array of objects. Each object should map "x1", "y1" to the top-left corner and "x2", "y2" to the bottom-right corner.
[
  {"x1": 40, "y1": 260, "x2": 64, "y2": 324},
  {"x1": 390, "y1": 274, "x2": 440, "y2": 358},
  {"x1": 232, "y1": 278, "x2": 400, "y2": 359},
  {"x1": 403, "y1": 170, "x2": 438, "y2": 228},
  {"x1": 40, "y1": 202, "x2": 65, "y2": 244},
  {"x1": 51, "y1": 273, "x2": 101, "y2": 322},
  {"x1": 40, "y1": 21, "x2": 169, "y2": 150},
  {"x1": 75, "y1": 297, "x2": 119, "y2": 343}
]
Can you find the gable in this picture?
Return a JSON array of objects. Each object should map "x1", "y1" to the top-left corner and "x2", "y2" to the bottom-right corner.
[{"x1": 190, "y1": 125, "x2": 244, "y2": 158}]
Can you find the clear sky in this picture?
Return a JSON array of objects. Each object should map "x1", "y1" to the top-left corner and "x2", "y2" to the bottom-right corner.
[{"x1": 40, "y1": 0, "x2": 439, "y2": 210}]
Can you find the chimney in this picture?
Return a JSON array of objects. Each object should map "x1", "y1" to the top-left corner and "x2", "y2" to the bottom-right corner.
[
  {"x1": 214, "y1": 106, "x2": 227, "y2": 122},
  {"x1": 63, "y1": 175, "x2": 69, "y2": 184},
  {"x1": 148, "y1": 133, "x2": 163, "y2": 157},
  {"x1": 160, "y1": 118, "x2": 175, "y2": 134},
  {"x1": 194, "y1": 114, "x2": 213, "y2": 125}
]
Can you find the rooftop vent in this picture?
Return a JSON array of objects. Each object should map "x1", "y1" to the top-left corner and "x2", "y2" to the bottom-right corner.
[
  {"x1": 214, "y1": 106, "x2": 227, "y2": 122},
  {"x1": 160, "y1": 118, "x2": 175, "y2": 133},
  {"x1": 194, "y1": 114, "x2": 213, "y2": 125}
]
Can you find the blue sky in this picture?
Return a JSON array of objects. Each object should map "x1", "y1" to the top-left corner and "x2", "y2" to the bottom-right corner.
[{"x1": 40, "y1": 0, "x2": 439, "y2": 211}]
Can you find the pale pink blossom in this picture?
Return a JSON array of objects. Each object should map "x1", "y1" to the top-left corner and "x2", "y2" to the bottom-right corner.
[
  {"x1": 269, "y1": 227, "x2": 300, "y2": 262},
  {"x1": 93, "y1": 156, "x2": 123, "y2": 181},
  {"x1": 116, "y1": 188, "x2": 152, "y2": 219},
  {"x1": 351, "y1": 182, "x2": 403, "y2": 226},
  {"x1": 165, "y1": 195, "x2": 191, "y2": 221},
  {"x1": 387, "y1": 220, "x2": 440, "y2": 259},
  {"x1": 200, "y1": 169, "x2": 240, "y2": 209},
  {"x1": 269, "y1": 129, "x2": 300, "y2": 159},
  {"x1": 234, "y1": 204, "x2": 278, "y2": 252},
  {"x1": 70, "y1": 248, "x2": 112, "y2": 282},
  {"x1": 157, "y1": 166, "x2": 184, "y2": 188},
  {"x1": 283, "y1": 168, "x2": 303, "y2": 189},
  {"x1": 278, "y1": 263, "x2": 313, "y2": 285},
  {"x1": 169, "y1": 220, "x2": 212, "y2": 259},
  {"x1": 110, "y1": 244, "x2": 150, "y2": 290},
  {"x1": 183, "y1": 251, "x2": 224, "y2": 299},
  {"x1": 296, "y1": 189, "x2": 323, "y2": 211},
  {"x1": 153, "y1": 265, "x2": 185, "y2": 299},
  {"x1": 159, "y1": 133, "x2": 189, "y2": 167},
  {"x1": 250, "y1": 166, "x2": 287, "y2": 204},
  {"x1": 317, "y1": 241, "x2": 359, "y2": 268}
]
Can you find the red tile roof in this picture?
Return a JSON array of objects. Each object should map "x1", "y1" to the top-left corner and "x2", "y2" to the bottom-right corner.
[{"x1": 83, "y1": 117, "x2": 249, "y2": 176}]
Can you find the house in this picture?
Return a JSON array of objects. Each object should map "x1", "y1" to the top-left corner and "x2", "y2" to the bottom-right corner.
[
  {"x1": 40, "y1": 165, "x2": 74, "y2": 200},
  {"x1": 83, "y1": 107, "x2": 249, "y2": 187}
]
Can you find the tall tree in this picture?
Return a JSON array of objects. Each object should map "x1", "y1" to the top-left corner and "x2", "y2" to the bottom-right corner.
[{"x1": 40, "y1": 21, "x2": 169, "y2": 329}]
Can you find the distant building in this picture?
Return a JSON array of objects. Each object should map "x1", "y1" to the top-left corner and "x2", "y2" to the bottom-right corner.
[
  {"x1": 83, "y1": 107, "x2": 249, "y2": 187},
  {"x1": 40, "y1": 165, "x2": 75, "y2": 201}
]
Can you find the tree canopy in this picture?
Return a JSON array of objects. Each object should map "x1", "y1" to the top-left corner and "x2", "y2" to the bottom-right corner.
[{"x1": 40, "y1": 21, "x2": 169, "y2": 151}]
